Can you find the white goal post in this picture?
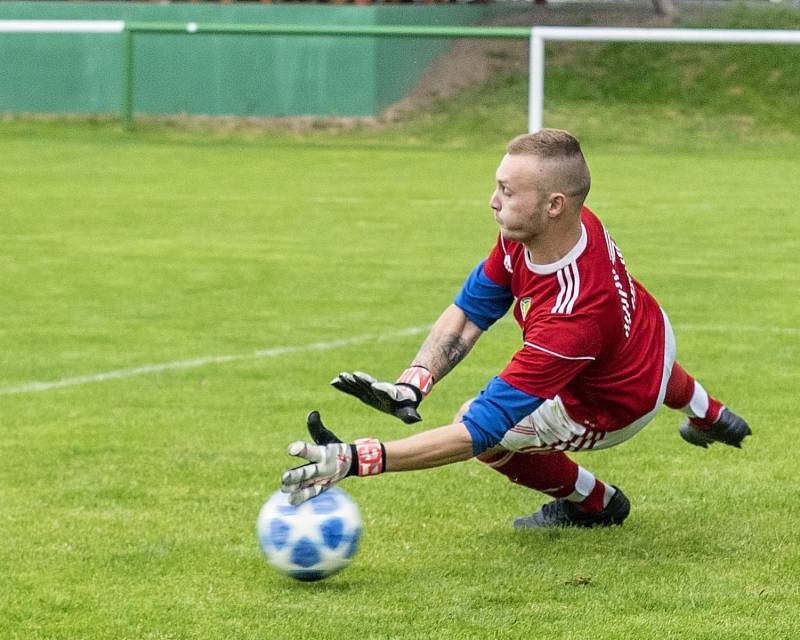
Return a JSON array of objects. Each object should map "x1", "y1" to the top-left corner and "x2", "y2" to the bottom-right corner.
[
  {"x1": 528, "y1": 26, "x2": 800, "y2": 132},
  {"x1": 0, "y1": 20, "x2": 124, "y2": 33}
]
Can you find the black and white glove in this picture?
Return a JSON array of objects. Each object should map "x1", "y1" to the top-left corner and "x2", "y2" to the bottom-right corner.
[
  {"x1": 280, "y1": 411, "x2": 386, "y2": 506},
  {"x1": 330, "y1": 367, "x2": 433, "y2": 425}
]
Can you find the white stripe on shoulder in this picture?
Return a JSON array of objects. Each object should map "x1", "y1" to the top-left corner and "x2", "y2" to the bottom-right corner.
[
  {"x1": 561, "y1": 265, "x2": 574, "y2": 312},
  {"x1": 523, "y1": 341, "x2": 596, "y2": 361},
  {"x1": 564, "y1": 262, "x2": 581, "y2": 313},
  {"x1": 550, "y1": 269, "x2": 572, "y2": 313},
  {"x1": 552, "y1": 262, "x2": 581, "y2": 314},
  {"x1": 552, "y1": 276, "x2": 563, "y2": 314},
  {"x1": 603, "y1": 225, "x2": 616, "y2": 264},
  {"x1": 552, "y1": 268, "x2": 566, "y2": 313}
]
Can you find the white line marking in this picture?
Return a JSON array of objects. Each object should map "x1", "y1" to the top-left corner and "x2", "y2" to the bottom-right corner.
[{"x1": 0, "y1": 325, "x2": 430, "y2": 396}]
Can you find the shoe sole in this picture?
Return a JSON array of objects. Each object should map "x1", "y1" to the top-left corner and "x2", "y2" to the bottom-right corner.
[{"x1": 679, "y1": 421, "x2": 713, "y2": 448}]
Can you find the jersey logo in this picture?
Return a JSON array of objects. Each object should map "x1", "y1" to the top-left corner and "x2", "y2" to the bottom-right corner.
[{"x1": 519, "y1": 297, "x2": 532, "y2": 320}]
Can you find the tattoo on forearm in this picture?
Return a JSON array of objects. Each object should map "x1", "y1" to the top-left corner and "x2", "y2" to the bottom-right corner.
[
  {"x1": 441, "y1": 334, "x2": 470, "y2": 374},
  {"x1": 413, "y1": 332, "x2": 471, "y2": 381}
]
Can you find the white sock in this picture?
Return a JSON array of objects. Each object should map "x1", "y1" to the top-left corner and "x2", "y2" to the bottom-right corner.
[
  {"x1": 683, "y1": 381, "x2": 709, "y2": 419},
  {"x1": 602, "y1": 484, "x2": 616, "y2": 508},
  {"x1": 566, "y1": 468, "x2": 615, "y2": 508},
  {"x1": 566, "y1": 466, "x2": 595, "y2": 503}
]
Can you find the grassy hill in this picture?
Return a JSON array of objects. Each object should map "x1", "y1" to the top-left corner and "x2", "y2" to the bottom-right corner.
[{"x1": 384, "y1": 4, "x2": 800, "y2": 149}]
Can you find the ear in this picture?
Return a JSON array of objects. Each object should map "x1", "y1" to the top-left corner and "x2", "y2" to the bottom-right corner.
[{"x1": 546, "y1": 193, "x2": 567, "y2": 218}]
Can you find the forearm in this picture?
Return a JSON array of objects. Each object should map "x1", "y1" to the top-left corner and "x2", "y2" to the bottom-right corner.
[
  {"x1": 410, "y1": 304, "x2": 482, "y2": 382},
  {"x1": 384, "y1": 422, "x2": 474, "y2": 471}
]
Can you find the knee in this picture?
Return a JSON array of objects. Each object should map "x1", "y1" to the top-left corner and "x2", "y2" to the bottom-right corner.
[
  {"x1": 476, "y1": 445, "x2": 510, "y2": 464},
  {"x1": 454, "y1": 398, "x2": 510, "y2": 464}
]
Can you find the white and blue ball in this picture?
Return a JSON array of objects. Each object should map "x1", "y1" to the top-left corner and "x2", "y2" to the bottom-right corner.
[{"x1": 257, "y1": 487, "x2": 362, "y2": 582}]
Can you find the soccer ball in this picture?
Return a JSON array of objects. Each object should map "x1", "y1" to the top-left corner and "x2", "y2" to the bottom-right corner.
[{"x1": 257, "y1": 487, "x2": 362, "y2": 582}]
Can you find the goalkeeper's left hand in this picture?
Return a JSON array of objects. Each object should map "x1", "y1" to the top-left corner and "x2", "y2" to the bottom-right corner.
[
  {"x1": 280, "y1": 411, "x2": 385, "y2": 506},
  {"x1": 331, "y1": 369, "x2": 431, "y2": 424}
]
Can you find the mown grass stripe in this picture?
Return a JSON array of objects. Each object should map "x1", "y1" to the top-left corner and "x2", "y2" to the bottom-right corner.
[{"x1": 1, "y1": 323, "x2": 794, "y2": 396}]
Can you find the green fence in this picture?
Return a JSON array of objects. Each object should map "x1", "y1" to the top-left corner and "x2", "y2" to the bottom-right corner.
[{"x1": 0, "y1": 2, "x2": 517, "y2": 118}]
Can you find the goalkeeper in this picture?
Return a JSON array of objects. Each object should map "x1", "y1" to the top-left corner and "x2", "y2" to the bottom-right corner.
[{"x1": 281, "y1": 129, "x2": 751, "y2": 528}]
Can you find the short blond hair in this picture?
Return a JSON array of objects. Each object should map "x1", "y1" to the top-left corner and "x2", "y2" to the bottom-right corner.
[{"x1": 506, "y1": 129, "x2": 591, "y2": 204}]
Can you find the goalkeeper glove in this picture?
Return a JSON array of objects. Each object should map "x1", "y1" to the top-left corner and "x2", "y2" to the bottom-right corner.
[
  {"x1": 330, "y1": 367, "x2": 433, "y2": 424},
  {"x1": 280, "y1": 411, "x2": 385, "y2": 506}
]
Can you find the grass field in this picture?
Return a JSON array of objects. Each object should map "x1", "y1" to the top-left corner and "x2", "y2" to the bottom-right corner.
[
  {"x1": 2, "y1": 120, "x2": 798, "y2": 640},
  {"x1": 2, "y1": 6, "x2": 800, "y2": 637}
]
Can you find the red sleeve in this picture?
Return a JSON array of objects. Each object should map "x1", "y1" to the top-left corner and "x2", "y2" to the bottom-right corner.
[
  {"x1": 499, "y1": 314, "x2": 602, "y2": 399},
  {"x1": 482, "y1": 234, "x2": 511, "y2": 287}
]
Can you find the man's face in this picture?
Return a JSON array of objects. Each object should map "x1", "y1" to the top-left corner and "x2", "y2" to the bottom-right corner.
[{"x1": 489, "y1": 153, "x2": 550, "y2": 243}]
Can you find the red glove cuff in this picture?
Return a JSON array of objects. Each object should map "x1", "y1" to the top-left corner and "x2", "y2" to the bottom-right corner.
[
  {"x1": 397, "y1": 366, "x2": 434, "y2": 397},
  {"x1": 349, "y1": 438, "x2": 386, "y2": 477}
]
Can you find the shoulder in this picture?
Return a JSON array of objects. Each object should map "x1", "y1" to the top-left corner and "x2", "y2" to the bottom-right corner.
[{"x1": 580, "y1": 206, "x2": 604, "y2": 230}]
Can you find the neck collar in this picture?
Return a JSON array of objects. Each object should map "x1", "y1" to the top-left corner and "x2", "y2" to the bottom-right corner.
[{"x1": 524, "y1": 223, "x2": 587, "y2": 275}]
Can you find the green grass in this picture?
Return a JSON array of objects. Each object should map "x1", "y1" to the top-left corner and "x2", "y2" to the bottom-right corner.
[{"x1": 2, "y1": 5, "x2": 800, "y2": 637}]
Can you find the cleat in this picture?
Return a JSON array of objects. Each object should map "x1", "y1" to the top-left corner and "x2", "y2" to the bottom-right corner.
[
  {"x1": 513, "y1": 486, "x2": 630, "y2": 529},
  {"x1": 679, "y1": 408, "x2": 751, "y2": 449}
]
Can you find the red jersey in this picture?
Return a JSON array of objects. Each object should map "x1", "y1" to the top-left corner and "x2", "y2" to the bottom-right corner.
[{"x1": 482, "y1": 207, "x2": 666, "y2": 432}]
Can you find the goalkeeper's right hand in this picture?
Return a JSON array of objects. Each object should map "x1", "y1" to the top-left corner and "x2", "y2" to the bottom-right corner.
[
  {"x1": 330, "y1": 367, "x2": 433, "y2": 425},
  {"x1": 281, "y1": 411, "x2": 385, "y2": 506}
]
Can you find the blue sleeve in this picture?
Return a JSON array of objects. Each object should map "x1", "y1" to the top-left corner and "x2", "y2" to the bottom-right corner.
[
  {"x1": 453, "y1": 260, "x2": 514, "y2": 331},
  {"x1": 462, "y1": 377, "x2": 544, "y2": 456}
]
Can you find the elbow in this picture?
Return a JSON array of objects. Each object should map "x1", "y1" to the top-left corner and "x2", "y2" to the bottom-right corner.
[{"x1": 447, "y1": 303, "x2": 484, "y2": 343}]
